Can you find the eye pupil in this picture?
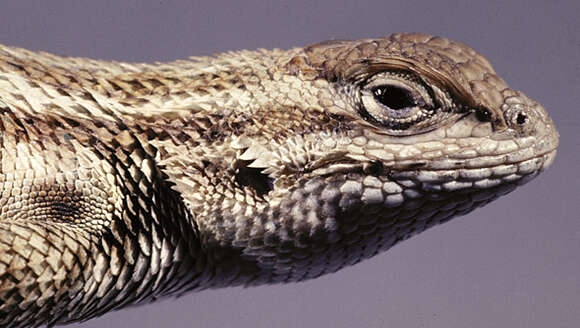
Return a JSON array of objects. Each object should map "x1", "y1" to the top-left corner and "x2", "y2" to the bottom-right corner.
[{"x1": 373, "y1": 86, "x2": 415, "y2": 110}]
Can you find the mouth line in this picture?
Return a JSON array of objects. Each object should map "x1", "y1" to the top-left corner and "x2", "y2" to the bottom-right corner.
[
  {"x1": 388, "y1": 146, "x2": 558, "y2": 172},
  {"x1": 387, "y1": 150, "x2": 557, "y2": 192},
  {"x1": 303, "y1": 149, "x2": 556, "y2": 189}
]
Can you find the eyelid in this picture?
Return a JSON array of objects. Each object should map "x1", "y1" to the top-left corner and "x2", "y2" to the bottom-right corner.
[
  {"x1": 351, "y1": 70, "x2": 464, "y2": 136},
  {"x1": 355, "y1": 71, "x2": 448, "y2": 133}
]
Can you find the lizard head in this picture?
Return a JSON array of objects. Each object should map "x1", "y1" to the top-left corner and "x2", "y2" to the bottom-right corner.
[
  {"x1": 277, "y1": 33, "x2": 559, "y2": 183},
  {"x1": 175, "y1": 33, "x2": 559, "y2": 286}
]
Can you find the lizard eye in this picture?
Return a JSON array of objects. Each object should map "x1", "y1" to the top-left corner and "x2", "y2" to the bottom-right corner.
[
  {"x1": 372, "y1": 85, "x2": 416, "y2": 110},
  {"x1": 359, "y1": 71, "x2": 439, "y2": 132}
]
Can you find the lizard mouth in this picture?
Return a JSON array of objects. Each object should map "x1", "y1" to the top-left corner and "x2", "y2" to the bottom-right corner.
[
  {"x1": 384, "y1": 124, "x2": 559, "y2": 192},
  {"x1": 302, "y1": 146, "x2": 557, "y2": 195},
  {"x1": 387, "y1": 149, "x2": 557, "y2": 193}
]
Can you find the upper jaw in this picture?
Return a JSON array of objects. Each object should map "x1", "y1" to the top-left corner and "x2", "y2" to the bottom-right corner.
[
  {"x1": 388, "y1": 149, "x2": 556, "y2": 193},
  {"x1": 378, "y1": 96, "x2": 559, "y2": 192}
]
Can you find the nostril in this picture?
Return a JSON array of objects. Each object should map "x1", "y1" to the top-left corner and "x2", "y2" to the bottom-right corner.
[
  {"x1": 516, "y1": 112, "x2": 528, "y2": 125},
  {"x1": 505, "y1": 103, "x2": 534, "y2": 131}
]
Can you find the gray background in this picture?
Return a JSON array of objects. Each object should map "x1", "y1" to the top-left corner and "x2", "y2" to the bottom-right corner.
[{"x1": 1, "y1": 1, "x2": 578, "y2": 327}]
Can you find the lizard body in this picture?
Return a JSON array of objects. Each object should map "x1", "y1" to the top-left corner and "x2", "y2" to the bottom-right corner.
[{"x1": 0, "y1": 33, "x2": 558, "y2": 327}]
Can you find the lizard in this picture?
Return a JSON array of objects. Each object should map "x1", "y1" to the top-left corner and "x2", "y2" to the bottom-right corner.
[{"x1": 0, "y1": 33, "x2": 559, "y2": 327}]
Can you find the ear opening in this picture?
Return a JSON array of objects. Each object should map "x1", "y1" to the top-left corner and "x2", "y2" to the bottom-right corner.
[{"x1": 234, "y1": 161, "x2": 274, "y2": 197}]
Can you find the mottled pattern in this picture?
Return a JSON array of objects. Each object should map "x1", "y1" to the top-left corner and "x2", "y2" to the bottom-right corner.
[{"x1": 0, "y1": 33, "x2": 558, "y2": 327}]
